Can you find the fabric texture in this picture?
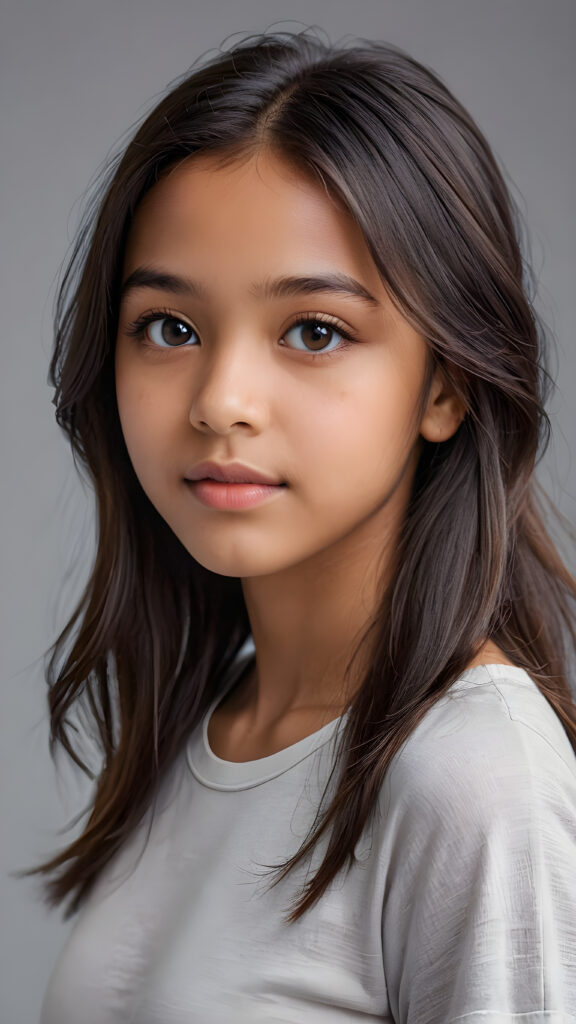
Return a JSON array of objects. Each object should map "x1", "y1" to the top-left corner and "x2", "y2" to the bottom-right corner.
[{"x1": 40, "y1": 649, "x2": 576, "y2": 1023}]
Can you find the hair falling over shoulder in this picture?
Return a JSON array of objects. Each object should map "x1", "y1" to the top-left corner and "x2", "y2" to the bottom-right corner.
[{"x1": 20, "y1": 26, "x2": 576, "y2": 924}]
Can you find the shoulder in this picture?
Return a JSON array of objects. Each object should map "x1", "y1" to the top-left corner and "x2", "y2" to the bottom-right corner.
[
  {"x1": 381, "y1": 664, "x2": 576, "y2": 832},
  {"x1": 378, "y1": 666, "x2": 576, "y2": 1020}
]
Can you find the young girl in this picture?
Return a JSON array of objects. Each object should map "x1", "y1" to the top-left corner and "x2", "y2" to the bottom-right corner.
[{"x1": 25, "y1": 27, "x2": 576, "y2": 1023}]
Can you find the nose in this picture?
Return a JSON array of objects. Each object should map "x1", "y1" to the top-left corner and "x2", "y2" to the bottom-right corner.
[{"x1": 187, "y1": 335, "x2": 268, "y2": 436}]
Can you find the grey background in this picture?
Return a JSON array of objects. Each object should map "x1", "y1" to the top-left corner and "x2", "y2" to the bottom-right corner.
[{"x1": 1, "y1": 1, "x2": 574, "y2": 1021}]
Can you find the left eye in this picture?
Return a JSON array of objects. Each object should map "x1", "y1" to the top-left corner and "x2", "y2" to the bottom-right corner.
[
  {"x1": 147, "y1": 317, "x2": 197, "y2": 347},
  {"x1": 283, "y1": 320, "x2": 348, "y2": 355}
]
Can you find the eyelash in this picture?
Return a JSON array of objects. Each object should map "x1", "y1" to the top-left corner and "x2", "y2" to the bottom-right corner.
[{"x1": 124, "y1": 307, "x2": 361, "y2": 360}]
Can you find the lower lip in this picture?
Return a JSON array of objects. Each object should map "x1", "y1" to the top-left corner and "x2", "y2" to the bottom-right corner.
[{"x1": 186, "y1": 480, "x2": 286, "y2": 510}]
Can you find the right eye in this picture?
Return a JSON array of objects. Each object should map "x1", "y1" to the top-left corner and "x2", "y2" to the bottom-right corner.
[
  {"x1": 146, "y1": 316, "x2": 198, "y2": 348},
  {"x1": 127, "y1": 314, "x2": 198, "y2": 348}
]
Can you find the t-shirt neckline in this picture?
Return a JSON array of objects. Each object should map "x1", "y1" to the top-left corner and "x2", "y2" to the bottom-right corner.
[
  {"x1": 186, "y1": 651, "x2": 347, "y2": 791},
  {"x1": 185, "y1": 655, "x2": 532, "y2": 792}
]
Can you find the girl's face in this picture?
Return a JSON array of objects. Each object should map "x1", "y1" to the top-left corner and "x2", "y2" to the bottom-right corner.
[{"x1": 115, "y1": 150, "x2": 462, "y2": 580}]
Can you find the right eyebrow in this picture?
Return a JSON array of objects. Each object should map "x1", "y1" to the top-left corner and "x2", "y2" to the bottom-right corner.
[
  {"x1": 120, "y1": 267, "x2": 198, "y2": 299},
  {"x1": 120, "y1": 266, "x2": 382, "y2": 309}
]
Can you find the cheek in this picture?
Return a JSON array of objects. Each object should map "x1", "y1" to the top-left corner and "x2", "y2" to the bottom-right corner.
[
  {"x1": 115, "y1": 363, "x2": 170, "y2": 476},
  {"x1": 115, "y1": 377, "x2": 144, "y2": 456},
  {"x1": 295, "y1": 376, "x2": 421, "y2": 490}
]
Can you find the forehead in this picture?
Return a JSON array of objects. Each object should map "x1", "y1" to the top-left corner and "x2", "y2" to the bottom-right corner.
[
  {"x1": 122, "y1": 150, "x2": 384, "y2": 293},
  {"x1": 132, "y1": 148, "x2": 347, "y2": 229}
]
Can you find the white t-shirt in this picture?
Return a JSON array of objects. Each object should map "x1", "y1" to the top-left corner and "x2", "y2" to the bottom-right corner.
[{"x1": 40, "y1": 649, "x2": 576, "y2": 1023}]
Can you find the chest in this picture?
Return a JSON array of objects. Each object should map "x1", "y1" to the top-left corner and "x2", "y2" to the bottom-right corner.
[{"x1": 41, "y1": 782, "x2": 390, "y2": 1023}]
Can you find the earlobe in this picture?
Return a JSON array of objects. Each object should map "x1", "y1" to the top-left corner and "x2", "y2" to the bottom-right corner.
[{"x1": 419, "y1": 371, "x2": 467, "y2": 443}]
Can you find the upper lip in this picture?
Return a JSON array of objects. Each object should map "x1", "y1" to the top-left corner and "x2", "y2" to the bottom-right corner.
[{"x1": 185, "y1": 461, "x2": 284, "y2": 485}]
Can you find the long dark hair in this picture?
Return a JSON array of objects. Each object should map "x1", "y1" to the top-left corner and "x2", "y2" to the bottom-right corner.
[{"x1": 21, "y1": 26, "x2": 576, "y2": 923}]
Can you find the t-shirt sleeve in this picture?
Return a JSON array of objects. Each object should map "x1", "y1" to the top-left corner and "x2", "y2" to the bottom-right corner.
[{"x1": 380, "y1": 711, "x2": 576, "y2": 1023}]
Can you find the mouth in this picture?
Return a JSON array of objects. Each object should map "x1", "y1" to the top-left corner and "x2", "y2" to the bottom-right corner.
[{"x1": 185, "y1": 477, "x2": 287, "y2": 510}]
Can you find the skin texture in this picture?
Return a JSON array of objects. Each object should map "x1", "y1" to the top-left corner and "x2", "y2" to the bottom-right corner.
[{"x1": 114, "y1": 149, "x2": 496, "y2": 760}]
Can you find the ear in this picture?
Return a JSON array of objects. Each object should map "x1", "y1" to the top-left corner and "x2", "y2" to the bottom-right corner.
[{"x1": 419, "y1": 368, "x2": 467, "y2": 443}]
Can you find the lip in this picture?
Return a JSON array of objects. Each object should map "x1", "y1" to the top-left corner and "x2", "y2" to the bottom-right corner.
[
  {"x1": 185, "y1": 460, "x2": 285, "y2": 486},
  {"x1": 186, "y1": 479, "x2": 285, "y2": 510}
]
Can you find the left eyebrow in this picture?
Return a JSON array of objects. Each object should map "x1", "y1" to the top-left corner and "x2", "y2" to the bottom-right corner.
[{"x1": 120, "y1": 266, "x2": 382, "y2": 309}]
